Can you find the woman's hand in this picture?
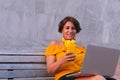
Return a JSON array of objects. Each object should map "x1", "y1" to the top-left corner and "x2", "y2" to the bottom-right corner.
[
  {"x1": 60, "y1": 52, "x2": 76, "y2": 64},
  {"x1": 46, "y1": 52, "x2": 76, "y2": 74}
]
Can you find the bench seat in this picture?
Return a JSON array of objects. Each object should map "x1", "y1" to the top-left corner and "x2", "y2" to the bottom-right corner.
[
  {"x1": 0, "y1": 52, "x2": 54, "y2": 80},
  {"x1": 0, "y1": 52, "x2": 119, "y2": 80}
]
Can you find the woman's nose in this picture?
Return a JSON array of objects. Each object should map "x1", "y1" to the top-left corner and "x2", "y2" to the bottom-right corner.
[{"x1": 69, "y1": 28, "x2": 73, "y2": 32}]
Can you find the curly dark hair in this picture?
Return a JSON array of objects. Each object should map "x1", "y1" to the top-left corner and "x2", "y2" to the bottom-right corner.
[{"x1": 58, "y1": 16, "x2": 81, "y2": 33}]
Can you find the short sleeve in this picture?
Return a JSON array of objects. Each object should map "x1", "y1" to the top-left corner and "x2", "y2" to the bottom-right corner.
[{"x1": 45, "y1": 44, "x2": 65, "y2": 56}]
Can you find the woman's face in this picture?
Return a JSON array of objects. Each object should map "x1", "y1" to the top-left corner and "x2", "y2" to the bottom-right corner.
[{"x1": 62, "y1": 21, "x2": 77, "y2": 40}]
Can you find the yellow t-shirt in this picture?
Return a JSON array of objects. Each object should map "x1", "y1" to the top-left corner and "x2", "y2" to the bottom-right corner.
[{"x1": 45, "y1": 44, "x2": 86, "y2": 80}]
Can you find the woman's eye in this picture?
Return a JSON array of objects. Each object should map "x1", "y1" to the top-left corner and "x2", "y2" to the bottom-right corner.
[
  {"x1": 72, "y1": 27, "x2": 76, "y2": 30},
  {"x1": 65, "y1": 26, "x2": 70, "y2": 29}
]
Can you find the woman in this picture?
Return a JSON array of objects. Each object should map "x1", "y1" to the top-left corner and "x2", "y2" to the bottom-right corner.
[{"x1": 45, "y1": 16, "x2": 113, "y2": 80}]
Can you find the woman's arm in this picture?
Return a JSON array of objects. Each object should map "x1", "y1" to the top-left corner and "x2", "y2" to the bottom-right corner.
[
  {"x1": 46, "y1": 55, "x2": 62, "y2": 74},
  {"x1": 46, "y1": 52, "x2": 76, "y2": 74}
]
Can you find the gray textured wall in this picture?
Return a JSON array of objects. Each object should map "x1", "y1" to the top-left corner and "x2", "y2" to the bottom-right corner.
[{"x1": 0, "y1": 0, "x2": 120, "y2": 52}]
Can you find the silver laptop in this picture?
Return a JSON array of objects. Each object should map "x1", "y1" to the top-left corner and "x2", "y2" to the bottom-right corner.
[{"x1": 67, "y1": 44, "x2": 120, "y2": 77}]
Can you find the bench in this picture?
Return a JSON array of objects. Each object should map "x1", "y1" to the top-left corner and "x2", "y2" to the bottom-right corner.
[
  {"x1": 0, "y1": 52, "x2": 54, "y2": 80},
  {"x1": 0, "y1": 52, "x2": 119, "y2": 80}
]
